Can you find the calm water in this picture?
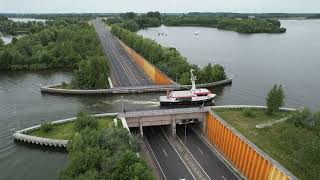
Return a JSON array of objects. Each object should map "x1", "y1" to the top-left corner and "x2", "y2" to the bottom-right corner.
[
  {"x1": 8, "y1": 18, "x2": 47, "y2": 23},
  {"x1": 0, "y1": 20, "x2": 319, "y2": 179},
  {"x1": 139, "y1": 20, "x2": 320, "y2": 110}
]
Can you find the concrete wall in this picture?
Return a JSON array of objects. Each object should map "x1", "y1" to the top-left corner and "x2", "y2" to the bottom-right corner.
[
  {"x1": 205, "y1": 111, "x2": 297, "y2": 180},
  {"x1": 125, "y1": 112, "x2": 206, "y2": 128}
]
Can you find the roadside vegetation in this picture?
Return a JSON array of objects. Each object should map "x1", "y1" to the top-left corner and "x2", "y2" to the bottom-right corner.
[
  {"x1": 106, "y1": 12, "x2": 286, "y2": 33},
  {"x1": 111, "y1": 25, "x2": 227, "y2": 84}
]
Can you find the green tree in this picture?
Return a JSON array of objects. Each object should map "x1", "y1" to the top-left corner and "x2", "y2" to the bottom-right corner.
[
  {"x1": 0, "y1": 50, "x2": 13, "y2": 69},
  {"x1": 0, "y1": 38, "x2": 4, "y2": 47},
  {"x1": 74, "y1": 111, "x2": 98, "y2": 132},
  {"x1": 266, "y1": 84, "x2": 285, "y2": 114}
]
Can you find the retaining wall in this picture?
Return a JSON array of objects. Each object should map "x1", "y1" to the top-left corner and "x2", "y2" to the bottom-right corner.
[
  {"x1": 13, "y1": 113, "x2": 118, "y2": 148},
  {"x1": 119, "y1": 40, "x2": 175, "y2": 85},
  {"x1": 206, "y1": 106, "x2": 297, "y2": 180}
]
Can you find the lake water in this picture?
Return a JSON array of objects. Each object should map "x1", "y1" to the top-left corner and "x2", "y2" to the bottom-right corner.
[
  {"x1": 8, "y1": 18, "x2": 47, "y2": 23},
  {"x1": 0, "y1": 20, "x2": 320, "y2": 179},
  {"x1": 138, "y1": 20, "x2": 320, "y2": 110}
]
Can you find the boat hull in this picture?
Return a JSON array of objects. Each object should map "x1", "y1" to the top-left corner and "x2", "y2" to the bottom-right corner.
[{"x1": 160, "y1": 98, "x2": 214, "y2": 106}]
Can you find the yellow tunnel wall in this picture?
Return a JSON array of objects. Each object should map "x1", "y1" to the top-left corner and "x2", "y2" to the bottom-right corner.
[
  {"x1": 119, "y1": 41, "x2": 173, "y2": 85},
  {"x1": 206, "y1": 113, "x2": 290, "y2": 180}
]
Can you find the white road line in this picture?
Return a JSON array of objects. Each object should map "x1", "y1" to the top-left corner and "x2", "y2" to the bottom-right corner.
[
  {"x1": 221, "y1": 176, "x2": 226, "y2": 180},
  {"x1": 196, "y1": 146, "x2": 204, "y2": 155},
  {"x1": 160, "y1": 127, "x2": 196, "y2": 180},
  {"x1": 176, "y1": 133, "x2": 212, "y2": 180},
  {"x1": 163, "y1": 149, "x2": 168, "y2": 157},
  {"x1": 144, "y1": 136, "x2": 168, "y2": 180}
]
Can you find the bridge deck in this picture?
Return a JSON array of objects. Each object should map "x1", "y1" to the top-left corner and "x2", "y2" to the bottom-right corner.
[{"x1": 93, "y1": 19, "x2": 153, "y2": 87}]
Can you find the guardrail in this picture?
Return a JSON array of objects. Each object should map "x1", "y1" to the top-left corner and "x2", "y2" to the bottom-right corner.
[{"x1": 40, "y1": 78, "x2": 232, "y2": 95}]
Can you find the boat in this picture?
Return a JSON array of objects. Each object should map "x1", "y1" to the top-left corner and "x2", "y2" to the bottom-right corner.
[
  {"x1": 159, "y1": 69, "x2": 216, "y2": 106},
  {"x1": 194, "y1": 31, "x2": 199, "y2": 35}
]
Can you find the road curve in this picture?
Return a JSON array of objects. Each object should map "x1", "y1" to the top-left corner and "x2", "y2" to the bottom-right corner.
[{"x1": 92, "y1": 19, "x2": 153, "y2": 87}]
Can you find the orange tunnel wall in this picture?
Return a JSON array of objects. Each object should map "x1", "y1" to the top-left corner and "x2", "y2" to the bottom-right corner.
[
  {"x1": 206, "y1": 112, "x2": 290, "y2": 180},
  {"x1": 119, "y1": 41, "x2": 174, "y2": 85}
]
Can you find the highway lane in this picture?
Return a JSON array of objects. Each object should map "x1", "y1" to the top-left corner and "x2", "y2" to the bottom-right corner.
[
  {"x1": 176, "y1": 125, "x2": 239, "y2": 180},
  {"x1": 144, "y1": 126, "x2": 195, "y2": 180},
  {"x1": 92, "y1": 19, "x2": 153, "y2": 87}
]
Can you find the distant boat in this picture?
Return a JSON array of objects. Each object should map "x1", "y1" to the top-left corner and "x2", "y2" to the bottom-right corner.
[{"x1": 194, "y1": 31, "x2": 199, "y2": 35}]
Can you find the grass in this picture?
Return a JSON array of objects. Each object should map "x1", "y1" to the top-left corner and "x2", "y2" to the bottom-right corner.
[
  {"x1": 213, "y1": 108, "x2": 320, "y2": 180},
  {"x1": 29, "y1": 116, "x2": 117, "y2": 140}
]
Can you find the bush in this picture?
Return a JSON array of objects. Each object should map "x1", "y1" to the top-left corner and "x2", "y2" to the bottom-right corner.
[
  {"x1": 74, "y1": 111, "x2": 98, "y2": 132},
  {"x1": 40, "y1": 122, "x2": 53, "y2": 132},
  {"x1": 290, "y1": 108, "x2": 319, "y2": 130},
  {"x1": 242, "y1": 109, "x2": 255, "y2": 118}
]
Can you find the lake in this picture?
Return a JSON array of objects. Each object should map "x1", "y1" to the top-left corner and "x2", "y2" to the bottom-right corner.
[
  {"x1": 0, "y1": 20, "x2": 320, "y2": 179},
  {"x1": 138, "y1": 20, "x2": 320, "y2": 110}
]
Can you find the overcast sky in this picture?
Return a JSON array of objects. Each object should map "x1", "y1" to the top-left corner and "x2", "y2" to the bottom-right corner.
[{"x1": 0, "y1": 0, "x2": 319, "y2": 14}]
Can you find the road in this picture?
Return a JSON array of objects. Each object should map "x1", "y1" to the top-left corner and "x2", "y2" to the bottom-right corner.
[
  {"x1": 92, "y1": 19, "x2": 153, "y2": 87},
  {"x1": 144, "y1": 126, "x2": 195, "y2": 180},
  {"x1": 176, "y1": 125, "x2": 239, "y2": 180}
]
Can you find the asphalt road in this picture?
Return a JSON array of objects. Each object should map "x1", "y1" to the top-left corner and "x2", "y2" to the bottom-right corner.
[
  {"x1": 144, "y1": 126, "x2": 195, "y2": 180},
  {"x1": 176, "y1": 125, "x2": 239, "y2": 180},
  {"x1": 92, "y1": 19, "x2": 153, "y2": 87}
]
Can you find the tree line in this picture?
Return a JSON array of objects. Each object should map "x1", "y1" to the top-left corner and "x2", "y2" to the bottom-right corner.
[
  {"x1": 106, "y1": 12, "x2": 286, "y2": 33},
  {"x1": 60, "y1": 111, "x2": 154, "y2": 180},
  {"x1": 111, "y1": 25, "x2": 227, "y2": 85},
  {"x1": 0, "y1": 16, "x2": 46, "y2": 35}
]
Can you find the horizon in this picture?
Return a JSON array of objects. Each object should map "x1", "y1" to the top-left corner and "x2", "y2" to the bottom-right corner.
[{"x1": 1, "y1": 0, "x2": 319, "y2": 14}]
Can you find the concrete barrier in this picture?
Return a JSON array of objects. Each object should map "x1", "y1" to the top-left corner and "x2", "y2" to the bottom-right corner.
[
  {"x1": 13, "y1": 113, "x2": 118, "y2": 148},
  {"x1": 207, "y1": 106, "x2": 297, "y2": 180},
  {"x1": 40, "y1": 78, "x2": 232, "y2": 95}
]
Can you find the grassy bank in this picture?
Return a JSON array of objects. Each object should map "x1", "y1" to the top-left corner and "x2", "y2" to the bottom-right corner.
[
  {"x1": 214, "y1": 108, "x2": 319, "y2": 180},
  {"x1": 29, "y1": 116, "x2": 116, "y2": 140}
]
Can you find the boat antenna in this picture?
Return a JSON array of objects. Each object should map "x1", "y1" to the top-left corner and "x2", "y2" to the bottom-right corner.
[{"x1": 190, "y1": 69, "x2": 197, "y2": 92}]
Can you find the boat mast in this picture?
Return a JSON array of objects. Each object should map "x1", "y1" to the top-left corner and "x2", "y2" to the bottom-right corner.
[{"x1": 190, "y1": 69, "x2": 197, "y2": 92}]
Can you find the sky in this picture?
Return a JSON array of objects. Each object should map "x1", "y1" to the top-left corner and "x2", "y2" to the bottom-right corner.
[{"x1": 0, "y1": 0, "x2": 319, "y2": 14}]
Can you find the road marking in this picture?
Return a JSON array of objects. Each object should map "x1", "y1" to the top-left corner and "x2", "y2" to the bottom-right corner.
[
  {"x1": 221, "y1": 176, "x2": 226, "y2": 180},
  {"x1": 144, "y1": 136, "x2": 168, "y2": 180},
  {"x1": 176, "y1": 133, "x2": 212, "y2": 180},
  {"x1": 190, "y1": 127, "x2": 240, "y2": 179},
  {"x1": 163, "y1": 149, "x2": 168, "y2": 157},
  {"x1": 196, "y1": 146, "x2": 204, "y2": 155},
  {"x1": 160, "y1": 127, "x2": 197, "y2": 180}
]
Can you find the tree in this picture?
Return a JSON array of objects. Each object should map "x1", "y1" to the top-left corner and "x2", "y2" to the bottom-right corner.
[
  {"x1": 0, "y1": 50, "x2": 13, "y2": 69},
  {"x1": 266, "y1": 84, "x2": 285, "y2": 114},
  {"x1": 0, "y1": 38, "x2": 4, "y2": 47}
]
